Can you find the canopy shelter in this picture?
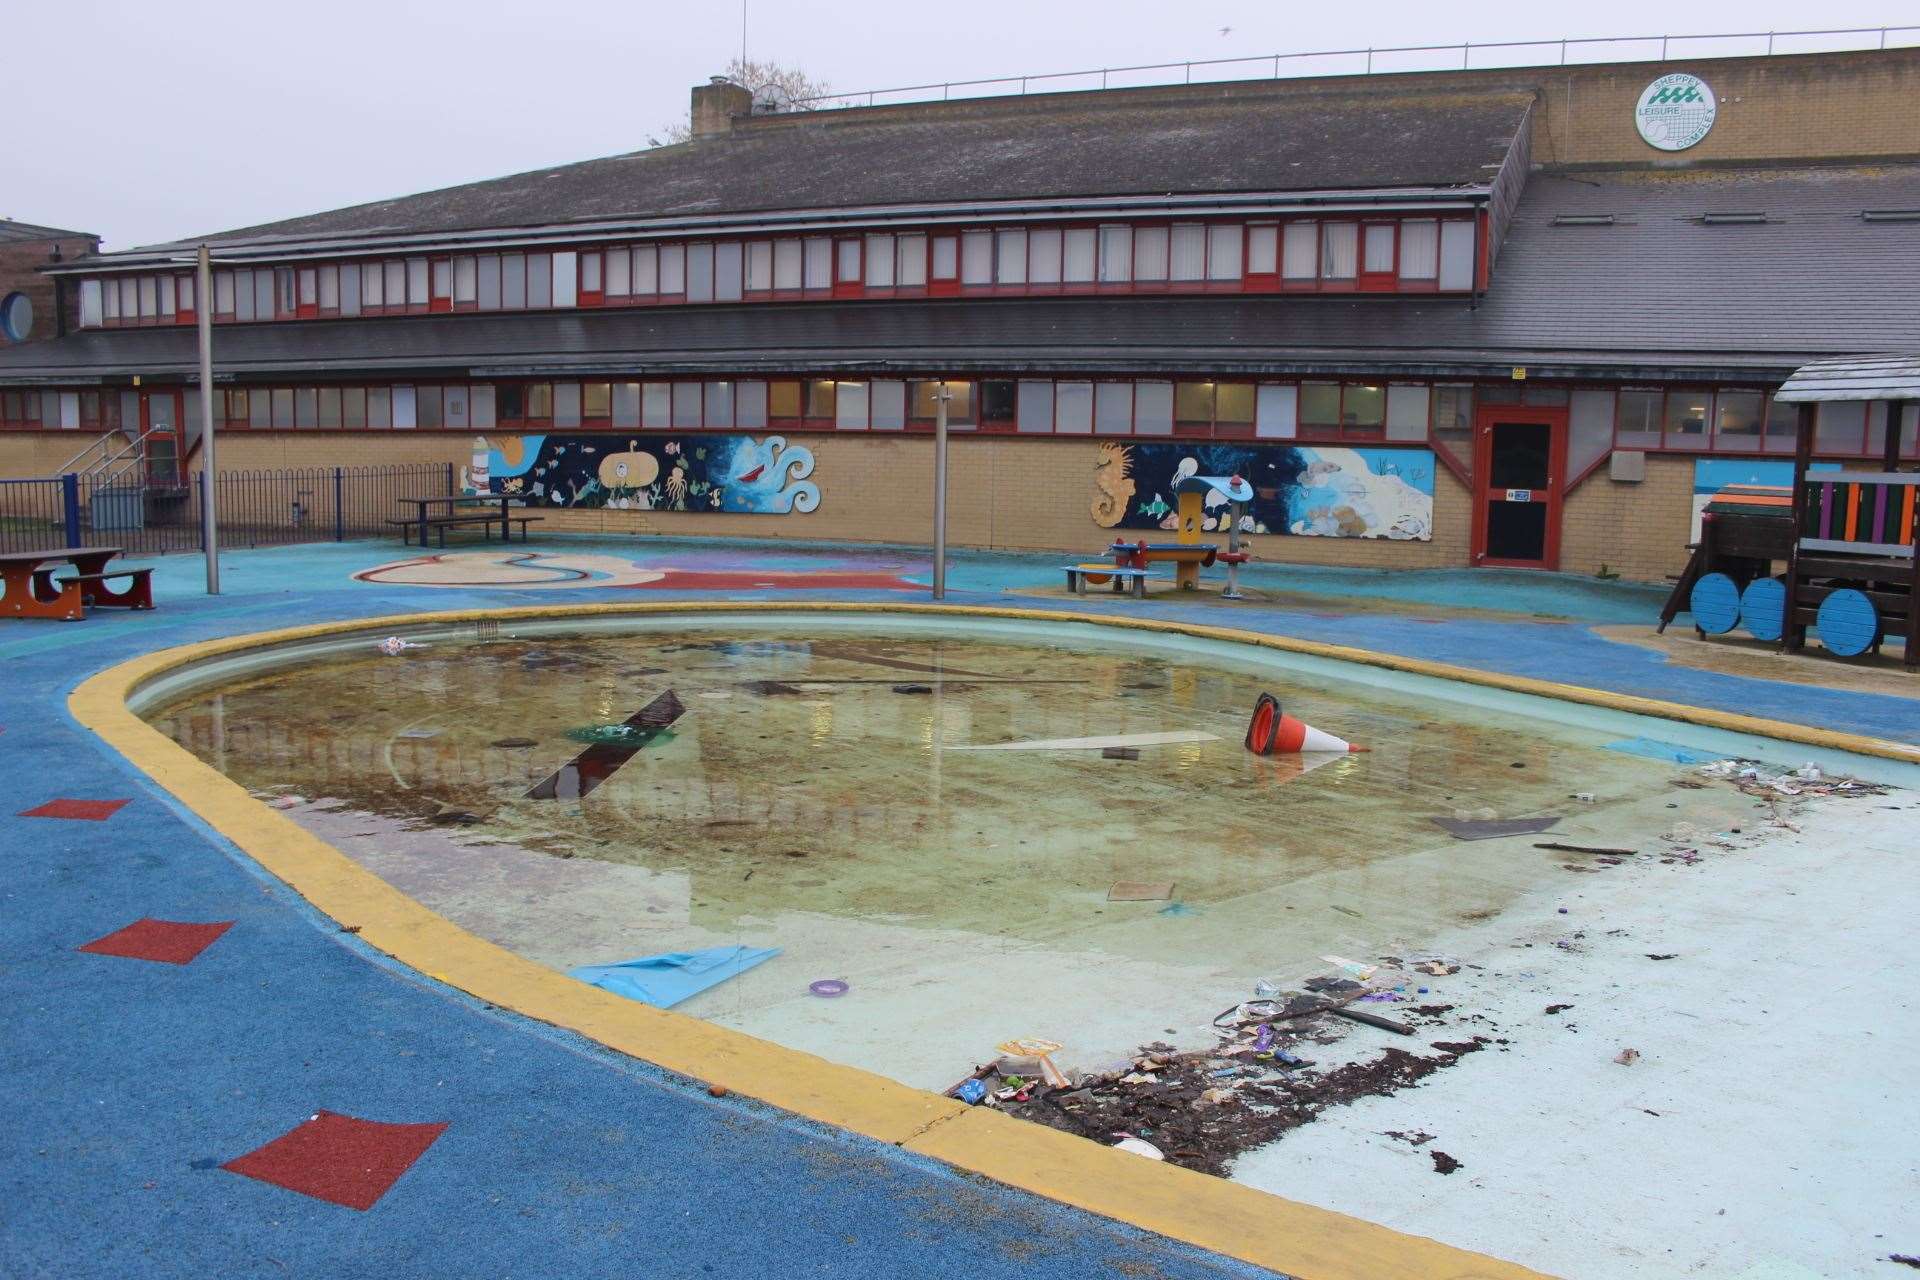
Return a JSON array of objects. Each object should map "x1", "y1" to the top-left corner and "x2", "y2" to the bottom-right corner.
[{"x1": 1772, "y1": 353, "x2": 1919, "y2": 668}]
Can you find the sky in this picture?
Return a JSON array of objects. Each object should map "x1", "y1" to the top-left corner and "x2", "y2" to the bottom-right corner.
[{"x1": 7, "y1": 0, "x2": 1916, "y2": 251}]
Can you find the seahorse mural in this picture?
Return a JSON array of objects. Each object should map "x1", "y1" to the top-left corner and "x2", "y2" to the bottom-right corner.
[
  {"x1": 717, "y1": 436, "x2": 820, "y2": 514},
  {"x1": 1090, "y1": 442, "x2": 1136, "y2": 528}
]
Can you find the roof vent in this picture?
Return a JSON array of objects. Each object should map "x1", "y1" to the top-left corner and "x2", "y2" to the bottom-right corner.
[
  {"x1": 1551, "y1": 214, "x2": 1614, "y2": 226},
  {"x1": 1862, "y1": 209, "x2": 1920, "y2": 222},
  {"x1": 1700, "y1": 212, "x2": 1767, "y2": 225}
]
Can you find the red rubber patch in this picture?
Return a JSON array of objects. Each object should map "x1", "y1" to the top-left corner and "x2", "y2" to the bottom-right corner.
[{"x1": 223, "y1": 1111, "x2": 448, "y2": 1211}]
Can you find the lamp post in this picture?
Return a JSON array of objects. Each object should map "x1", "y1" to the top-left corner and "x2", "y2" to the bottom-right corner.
[
  {"x1": 932, "y1": 380, "x2": 951, "y2": 599},
  {"x1": 195, "y1": 244, "x2": 218, "y2": 594}
]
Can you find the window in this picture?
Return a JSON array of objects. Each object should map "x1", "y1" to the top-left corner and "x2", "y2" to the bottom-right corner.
[
  {"x1": 1362, "y1": 224, "x2": 1396, "y2": 276},
  {"x1": 834, "y1": 238, "x2": 861, "y2": 289},
  {"x1": 1431, "y1": 384, "x2": 1474, "y2": 473},
  {"x1": 1175, "y1": 382, "x2": 1214, "y2": 431},
  {"x1": 527, "y1": 254, "x2": 553, "y2": 308},
  {"x1": 612, "y1": 381, "x2": 640, "y2": 428},
  {"x1": 526, "y1": 383, "x2": 552, "y2": 421},
  {"x1": 1063, "y1": 229, "x2": 1097, "y2": 283},
  {"x1": 864, "y1": 235, "x2": 895, "y2": 288},
  {"x1": 711, "y1": 243, "x2": 740, "y2": 302},
  {"x1": 80, "y1": 279, "x2": 102, "y2": 326},
  {"x1": 706, "y1": 380, "x2": 734, "y2": 426},
  {"x1": 1385, "y1": 384, "x2": 1430, "y2": 441},
  {"x1": 1094, "y1": 381, "x2": 1131, "y2": 434},
  {"x1": 606, "y1": 247, "x2": 631, "y2": 296},
  {"x1": 1055, "y1": 381, "x2": 1093, "y2": 434},
  {"x1": 746, "y1": 241, "x2": 772, "y2": 292},
  {"x1": 453, "y1": 257, "x2": 477, "y2": 306},
  {"x1": 160, "y1": 277, "x2": 177, "y2": 319},
  {"x1": 318, "y1": 265, "x2": 339, "y2": 312},
  {"x1": 1815, "y1": 401, "x2": 1866, "y2": 455},
  {"x1": 1320, "y1": 224, "x2": 1358, "y2": 279},
  {"x1": 1205, "y1": 226, "x2": 1242, "y2": 281},
  {"x1": 1439, "y1": 221, "x2": 1476, "y2": 290},
  {"x1": 1300, "y1": 383, "x2": 1341, "y2": 427},
  {"x1": 631, "y1": 245, "x2": 657, "y2": 295},
  {"x1": 1216, "y1": 383, "x2": 1255, "y2": 434},
  {"x1": 979, "y1": 380, "x2": 1015, "y2": 428},
  {"x1": 1615, "y1": 388, "x2": 1662, "y2": 449},
  {"x1": 392, "y1": 385, "x2": 417, "y2": 429},
  {"x1": 501, "y1": 254, "x2": 526, "y2": 309},
  {"x1": 553, "y1": 251, "x2": 580, "y2": 306},
  {"x1": 405, "y1": 258, "x2": 429, "y2": 309},
  {"x1": 961, "y1": 231, "x2": 993, "y2": 285},
  {"x1": 930, "y1": 235, "x2": 958, "y2": 283},
  {"x1": 1099, "y1": 225, "x2": 1132, "y2": 283},
  {"x1": 805, "y1": 379, "x2": 835, "y2": 422},
  {"x1": 271, "y1": 388, "x2": 295, "y2": 428},
  {"x1": 803, "y1": 238, "x2": 831, "y2": 290},
  {"x1": 658, "y1": 244, "x2": 685, "y2": 294},
  {"x1": 642, "y1": 382, "x2": 670, "y2": 428},
  {"x1": 294, "y1": 387, "x2": 318, "y2": 428},
  {"x1": 215, "y1": 271, "x2": 236, "y2": 317},
  {"x1": 1344, "y1": 384, "x2": 1385, "y2": 431},
  {"x1": 1017, "y1": 380, "x2": 1054, "y2": 434},
  {"x1": 317, "y1": 387, "x2": 342, "y2": 428},
  {"x1": 429, "y1": 259, "x2": 451, "y2": 309},
  {"x1": 1246, "y1": 224, "x2": 1278, "y2": 277},
  {"x1": 896, "y1": 234, "x2": 926, "y2": 287},
  {"x1": 1255, "y1": 384, "x2": 1297, "y2": 439},
  {"x1": 910, "y1": 380, "x2": 972, "y2": 426},
  {"x1": 138, "y1": 276, "x2": 157, "y2": 320},
  {"x1": 552, "y1": 383, "x2": 581, "y2": 428},
  {"x1": 687, "y1": 242, "x2": 715, "y2": 302},
  {"x1": 1170, "y1": 225, "x2": 1205, "y2": 281},
  {"x1": 1713, "y1": 391, "x2": 1764, "y2": 448},
  {"x1": 835, "y1": 380, "x2": 869, "y2": 430},
  {"x1": 340, "y1": 262, "x2": 362, "y2": 315},
  {"x1": 579, "y1": 251, "x2": 602, "y2": 295},
  {"x1": 1763, "y1": 395, "x2": 1800, "y2": 453},
  {"x1": 1663, "y1": 388, "x2": 1711, "y2": 447},
  {"x1": 871, "y1": 380, "x2": 905, "y2": 430},
  {"x1": 1133, "y1": 382, "x2": 1173, "y2": 436},
  {"x1": 1028, "y1": 228, "x2": 1061, "y2": 285},
  {"x1": 737, "y1": 381, "x2": 768, "y2": 428},
  {"x1": 768, "y1": 380, "x2": 802, "y2": 423},
  {"x1": 1399, "y1": 220, "x2": 1438, "y2": 281},
  {"x1": 1135, "y1": 226, "x2": 1169, "y2": 281},
  {"x1": 382, "y1": 261, "x2": 405, "y2": 310},
  {"x1": 995, "y1": 230, "x2": 1026, "y2": 285},
  {"x1": 416, "y1": 385, "x2": 444, "y2": 429},
  {"x1": 774, "y1": 239, "x2": 802, "y2": 290},
  {"x1": 583, "y1": 382, "x2": 612, "y2": 421}
]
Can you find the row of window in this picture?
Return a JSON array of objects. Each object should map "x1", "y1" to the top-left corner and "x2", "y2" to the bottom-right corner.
[
  {"x1": 9, "y1": 380, "x2": 1915, "y2": 462},
  {"x1": 76, "y1": 214, "x2": 1483, "y2": 328}
]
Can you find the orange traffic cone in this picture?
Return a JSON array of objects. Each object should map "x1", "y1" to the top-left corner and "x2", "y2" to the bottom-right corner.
[{"x1": 1245, "y1": 693, "x2": 1366, "y2": 755}]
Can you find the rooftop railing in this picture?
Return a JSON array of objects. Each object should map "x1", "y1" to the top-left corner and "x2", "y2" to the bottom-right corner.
[{"x1": 791, "y1": 25, "x2": 1920, "y2": 111}]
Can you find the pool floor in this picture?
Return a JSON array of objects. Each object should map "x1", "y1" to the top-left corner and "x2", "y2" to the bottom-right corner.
[{"x1": 148, "y1": 618, "x2": 1726, "y2": 1089}]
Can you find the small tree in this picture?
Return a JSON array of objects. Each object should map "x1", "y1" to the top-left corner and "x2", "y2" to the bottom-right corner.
[{"x1": 648, "y1": 58, "x2": 834, "y2": 146}]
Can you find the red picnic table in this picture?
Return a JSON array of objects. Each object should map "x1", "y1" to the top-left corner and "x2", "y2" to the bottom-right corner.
[{"x1": 0, "y1": 547, "x2": 154, "y2": 621}]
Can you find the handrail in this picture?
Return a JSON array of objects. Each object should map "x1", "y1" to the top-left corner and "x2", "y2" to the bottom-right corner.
[
  {"x1": 54, "y1": 425, "x2": 130, "y2": 475},
  {"x1": 83, "y1": 427, "x2": 164, "y2": 480},
  {"x1": 792, "y1": 24, "x2": 1919, "y2": 110}
]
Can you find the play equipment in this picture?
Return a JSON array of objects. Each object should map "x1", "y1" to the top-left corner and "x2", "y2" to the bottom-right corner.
[
  {"x1": 1104, "y1": 473, "x2": 1252, "y2": 594},
  {"x1": 1659, "y1": 483, "x2": 1794, "y2": 633},
  {"x1": 1244, "y1": 692, "x2": 1366, "y2": 755}
]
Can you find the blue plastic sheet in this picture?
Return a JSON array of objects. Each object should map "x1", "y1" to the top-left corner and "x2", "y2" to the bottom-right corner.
[
  {"x1": 1604, "y1": 737, "x2": 1721, "y2": 765},
  {"x1": 570, "y1": 945, "x2": 780, "y2": 1008}
]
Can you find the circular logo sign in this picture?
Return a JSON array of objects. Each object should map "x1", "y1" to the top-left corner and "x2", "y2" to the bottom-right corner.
[
  {"x1": 0, "y1": 292, "x2": 31, "y2": 343},
  {"x1": 1635, "y1": 73, "x2": 1717, "y2": 152}
]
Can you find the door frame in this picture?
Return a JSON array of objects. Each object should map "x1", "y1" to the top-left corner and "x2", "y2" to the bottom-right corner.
[
  {"x1": 139, "y1": 388, "x2": 186, "y2": 486},
  {"x1": 1470, "y1": 403, "x2": 1568, "y2": 570}
]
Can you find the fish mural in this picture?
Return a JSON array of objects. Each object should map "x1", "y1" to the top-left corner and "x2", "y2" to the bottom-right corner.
[
  {"x1": 1093, "y1": 443, "x2": 1433, "y2": 541},
  {"x1": 483, "y1": 434, "x2": 822, "y2": 515}
]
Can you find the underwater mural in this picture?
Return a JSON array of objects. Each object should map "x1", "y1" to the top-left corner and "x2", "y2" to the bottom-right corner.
[
  {"x1": 1091, "y1": 443, "x2": 1433, "y2": 541},
  {"x1": 480, "y1": 435, "x2": 821, "y2": 514}
]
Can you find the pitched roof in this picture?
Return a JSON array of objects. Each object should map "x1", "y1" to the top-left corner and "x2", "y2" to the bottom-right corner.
[
  {"x1": 156, "y1": 86, "x2": 1531, "y2": 248},
  {"x1": 0, "y1": 219, "x2": 96, "y2": 244},
  {"x1": 7, "y1": 165, "x2": 1916, "y2": 385},
  {"x1": 1776, "y1": 353, "x2": 1920, "y2": 401}
]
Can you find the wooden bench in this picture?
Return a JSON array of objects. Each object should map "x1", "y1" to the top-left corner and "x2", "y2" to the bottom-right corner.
[
  {"x1": 387, "y1": 515, "x2": 543, "y2": 548},
  {"x1": 1063, "y1": 563, "x2": 1155, "y2": 599},
  {"x1": 54, "y1": 567, "x2": 156, "y2": 611}
]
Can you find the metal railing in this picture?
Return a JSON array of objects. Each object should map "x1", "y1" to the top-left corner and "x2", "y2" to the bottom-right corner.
[
  {"x1": 0, "y1": 463, "x2": 454, "y2": 556},
  {"x1": 794, "y1": 25, "x2": 1920, "y2": 110}
]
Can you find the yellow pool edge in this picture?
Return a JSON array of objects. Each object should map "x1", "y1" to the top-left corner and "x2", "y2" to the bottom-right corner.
[{"x1": 77, "y1": 598, "x2": 1909, "y2": 1279}]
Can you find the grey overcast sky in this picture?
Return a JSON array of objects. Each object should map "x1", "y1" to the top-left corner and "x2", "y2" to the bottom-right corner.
[{"x1": 8, "y1": 0, "x2": 1916, "y2": 250}]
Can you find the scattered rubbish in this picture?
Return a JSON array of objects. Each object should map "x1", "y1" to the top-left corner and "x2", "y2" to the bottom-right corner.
[
  {"x1": 489, "y1": 737, "x2": 538, "y2": 749},
  {"x1": 1510, "y1": 762, "x2": 1526, "y2": 769},
  {"x1": 1432, "y1": 816, "x2": 1562, "y2": 841},
  {"x1": 1407, "y1": 957, "x2": 1461, "y2": 976},
  {"x1": 707, "y1": 1085, "x2": 728, "y2": 1097},
  {"x1": 429, "y1": 804, "x2": 483, "y2": 825},
  {"x1": 1109, "y1": 882, "x2": 1174, "y2": 902},
  {"x1": 1535, "y1": 841, "x2": 1637, "y2": 856},
  {"x1": 1557, "y1": 907, "x2": 1569, "y2": 914},
  {"x1": 1330, "y1": 1006, "x2": 1416, "y2": 1036},
  {"x1": 890, "y1": 683, "x2": 933, "y2": 695},
  {"x1": 955, "y1": 1079, "x2": 990, "y2": 1105},
  {"x1": 1385, "y1": 1130, "x2": 1435, "y2": 1146},
  {"x1": 808, "y1": 979, "x2": 850, "y2": 998},
  {"x1": 1887, "y1": 1255, "x2": 1920, "y2": 1270},
  {"x1": 1157, "y1": 902, "x2": 1197, "y2": 917},
  {"x1": 1244, "y1": 693, "x2": 1368, "y2": 755},
  {"x1": 950, "y1": 730, "x2": 1221, "y2": 752},
  {"x1": 1329, "y1": 904, "x2": 1363, "y2": 919},
  {"x1": 1545, "y1": 1003, "x2": 1573, "y2": 1015},
  {"x1": 998, "y1": 1038, "x2": 1070, "y2": 1088},
  {"x1": 396, "y1": 727, "x2": 441, "y2": 740},
  {"x1": 531, "y1": 690, "x2": 686, "y2": 800},
  {"x1": 268, "y1": 796, "x2": 303, "y2": 810},
  {"x1": 1605, "y1": 737, "x2": 1721, "y2": 765},
  {"x1": 1112, "y1": 1137, "x2": 1166, "y2": 1160},
  {"x1": 337, "y1": 924, "x2": 362, "y2": 935},
  {"x1": 1321, "y1": 955, "x2": 1377, "y2": 980},
  {"x1": 1101, "y1": 746, "x2": 1141, "y2": 760},
  {"x1": 1429, "y1": 1150, "x2": 1463, "y2": 1175},
  {"x1": 376, "y1": 636, "x2": 423, "y2": 655},
  {"x1": 1613, "y1": 1048, "x2": 1641, "y2": 1066},
  {"x1": 1571, "y1": 792, "x2": 1596, "y2": 803},
  {"x1": 1646, "y1": 953, "x2": 1678, "y2": 961},
  {"x1": 569, "y1": 944, "x2": 780, "y2": 1009}
]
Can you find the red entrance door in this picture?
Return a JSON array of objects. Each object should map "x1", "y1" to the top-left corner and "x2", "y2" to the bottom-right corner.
[
  {"x1": 1470, "y1": 406, "x2": 1566, "y2": 569},
  {"x1": 141, "y1": 390, "x2": 185, "y2": 486}
]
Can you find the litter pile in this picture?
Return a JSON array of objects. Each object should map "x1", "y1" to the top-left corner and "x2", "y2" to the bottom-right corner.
[
  {"x1": 947, "y1": 956, "x2": 1485, "y2": 1177},
  {"x1": 1697, "y1": 758, "x2": 1891, "y2": 802}
]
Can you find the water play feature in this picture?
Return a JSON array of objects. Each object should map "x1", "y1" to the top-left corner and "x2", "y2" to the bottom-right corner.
[{"x1": 138, "y1": 610, "x2": 1821, "y2": 1094}]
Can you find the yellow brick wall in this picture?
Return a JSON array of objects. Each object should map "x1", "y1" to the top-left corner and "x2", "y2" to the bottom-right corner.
[{"x1": 1559, "y1": 455, "x2": 1696, "y2": 583}]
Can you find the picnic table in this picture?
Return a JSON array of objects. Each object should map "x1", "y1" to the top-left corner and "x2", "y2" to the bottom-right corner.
[
  {"x1": 0, "y1": 546, "x2": 154, "y2": 621},
  {"x1": 390, "y1": 494, "x2": 538, "y2": 547}
]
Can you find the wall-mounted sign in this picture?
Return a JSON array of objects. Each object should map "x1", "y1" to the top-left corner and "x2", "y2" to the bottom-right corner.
[{"x1": 1635, "y1": 73, "x2": 1717, "y2": 152}]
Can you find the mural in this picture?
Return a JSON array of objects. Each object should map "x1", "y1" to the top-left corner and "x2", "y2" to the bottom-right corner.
[
  {"x1": 480, "y1": 435, "x2": 821, "y2": 514},
  {"x1": 1689, "y1": 458, "x2": 1834, "y2": 541},
  {"x1": 1091, "y1": 443, "x2": 1433, "y2": 541}
]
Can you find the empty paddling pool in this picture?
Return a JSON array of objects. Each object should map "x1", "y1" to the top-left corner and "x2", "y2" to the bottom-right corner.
[{"x1": 132, "y1": 609, "x2": 1900, "y2": 1091}]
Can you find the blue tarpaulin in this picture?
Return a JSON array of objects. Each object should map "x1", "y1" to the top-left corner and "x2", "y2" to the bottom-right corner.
[
  {"x1": 1605, "y1": 737, "x2": 1722, "y2": 765},
  {"x1": 570, "y1": 945, "x2": 780, "y2": 1008}
]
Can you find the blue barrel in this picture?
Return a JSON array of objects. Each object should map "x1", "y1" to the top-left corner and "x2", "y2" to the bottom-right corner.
[
  {"x1": 1739, "y1": 576, "x2": 1787, "y2": 643},
  {"x1": 1815, "y1": 588, "x2": 1879, "y2": 658},
  {"x1": 1689, "y1": 572, "x2": 1741, "y2": 635}
]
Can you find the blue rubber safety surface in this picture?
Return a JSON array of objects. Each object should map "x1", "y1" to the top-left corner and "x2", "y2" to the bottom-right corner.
[{"x1": 4, "y1": 534, "x2": 1917, "y2": 1279}]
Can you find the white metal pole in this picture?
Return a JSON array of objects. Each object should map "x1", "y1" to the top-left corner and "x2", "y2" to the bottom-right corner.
[
  {"x1": 196, "y1": 244, "x2": 219, "y2": 594},
  {"x1": 932, "y1": 382, "x2": 951, "y2": 599}
]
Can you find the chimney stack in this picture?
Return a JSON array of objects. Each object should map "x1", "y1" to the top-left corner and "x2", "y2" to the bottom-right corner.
[{"x1": 691, "y1": 76, "x2": 752, "y2": 139}]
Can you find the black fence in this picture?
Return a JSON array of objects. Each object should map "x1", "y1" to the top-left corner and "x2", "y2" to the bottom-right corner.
[{"x1": 0, "y1": 464, "x2": 455, "y2": 556}]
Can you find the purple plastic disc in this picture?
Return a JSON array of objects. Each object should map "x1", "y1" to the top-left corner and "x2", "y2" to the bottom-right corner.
[{"x1": 809, "y1": 979, "x2": 850, "y2": 998}]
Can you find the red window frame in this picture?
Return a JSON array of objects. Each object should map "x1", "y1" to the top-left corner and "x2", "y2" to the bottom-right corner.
[
  {"x1": 1357, "y1": 221, "x2": 1398, "y2": 293},
  {"x1": 1242, "y1": 222, "x2": 1280, "y2": 294},
  {"x1": 831, "y1": 238, "x2": 863, "y2": 299},
  {"x1": 576, "y1": 250, "x2": 604, "y2": 308},
  {"x1": 429, "y1": 257, "x2": 454, "y2": 313}
]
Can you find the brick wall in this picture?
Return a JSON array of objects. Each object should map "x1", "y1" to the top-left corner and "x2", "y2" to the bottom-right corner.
[
  {"x1": 0, "y1": 234, "x2": 99, "y2": 344},
  {"x1": 1559, "y1": 455, "x2": 1696, "y2": 583}
]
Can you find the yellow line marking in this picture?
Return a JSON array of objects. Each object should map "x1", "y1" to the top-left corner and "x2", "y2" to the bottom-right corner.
[{"x1": 81, "y1": 595, "x2": 1910, "y2": 1279}]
